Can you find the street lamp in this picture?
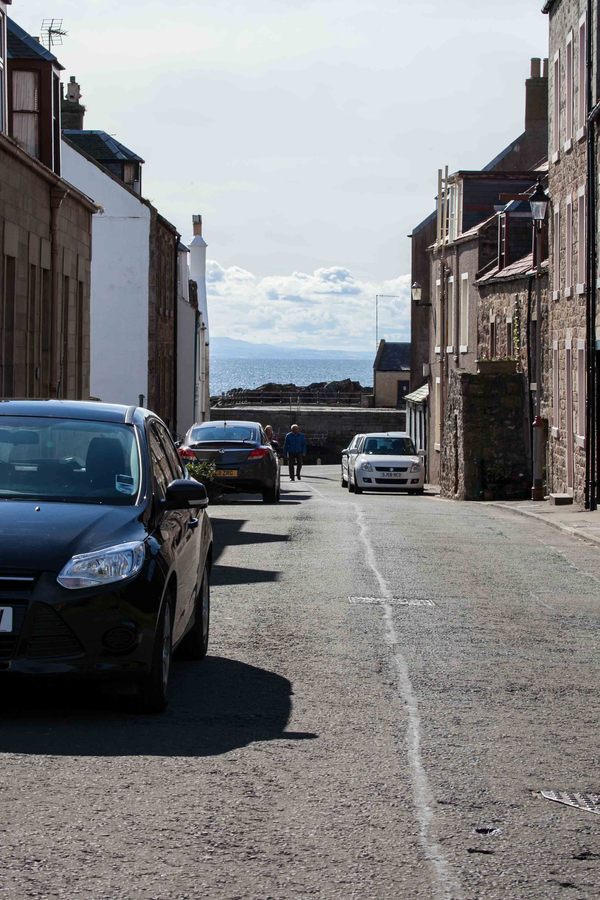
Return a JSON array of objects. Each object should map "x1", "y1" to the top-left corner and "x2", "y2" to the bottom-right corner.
[
  {"x1": 411, "y1": 282, "x2": 422, "y2": 304},
  {"x1": 530, "y1": 177, "x2": 548, "y2": 501}
]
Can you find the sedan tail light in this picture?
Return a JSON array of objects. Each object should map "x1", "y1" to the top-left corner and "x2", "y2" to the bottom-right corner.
[
  {"x1": 178, "y1": 447, "x2": 196, "y2": 461},
  {"x1": 247, "y1": 447, "x2": 270, "y2": 460}
]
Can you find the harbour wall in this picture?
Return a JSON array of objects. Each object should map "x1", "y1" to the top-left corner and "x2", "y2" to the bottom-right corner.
[{"x1": 210, "y1": 405, "x2": 406, "y2": 463}]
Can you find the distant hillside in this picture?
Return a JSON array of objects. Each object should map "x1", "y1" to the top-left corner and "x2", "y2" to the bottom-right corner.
[{"x1": 211, "y1": 336, "x2": 373, "y2": 360}]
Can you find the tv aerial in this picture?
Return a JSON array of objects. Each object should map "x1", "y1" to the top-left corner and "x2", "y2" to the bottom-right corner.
[{"x1": 40, "y1": 18, "x2": 68, "y2": 50}]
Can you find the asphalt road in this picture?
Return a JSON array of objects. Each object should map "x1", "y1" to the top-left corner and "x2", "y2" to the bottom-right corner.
[{"x1": 2, "y1": 465, "x2": 600, "y2": 899}]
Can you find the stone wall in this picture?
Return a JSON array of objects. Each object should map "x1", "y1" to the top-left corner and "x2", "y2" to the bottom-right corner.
[
  {"x1": 546, "y1": 0, "x2": 591, "y2": 504},
  {"x1": 0, "y1": 137, "x2": 92, "y2": 400},
  {"x1": 440, "y1": 368, "x2": 530, "y2": 500},
  {"x1": 211, "y1": 405, "x2": 407, "y2": 464},
  {"x1": 148, "y1": 210, "x2": 178, "y2": 429}
]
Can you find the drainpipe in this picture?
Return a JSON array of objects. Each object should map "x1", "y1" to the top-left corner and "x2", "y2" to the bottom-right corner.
[
  {"x1": 51, "y1": 186, "x2": 68, "y2": 398},
  {"x1": 586, "y1": 0, "x2": 598, "y2": 509}
]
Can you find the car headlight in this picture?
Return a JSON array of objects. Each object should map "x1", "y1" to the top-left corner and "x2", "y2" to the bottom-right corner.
[
  {"x1": 57, "y1": 541, "x2": 146, "y2": 589},
  {"x1": 409, "y1": 462, "x2": 421, "y2": 473},
  {"x1": 360, "y1": 462, "x2": 373, "y2": 472}
]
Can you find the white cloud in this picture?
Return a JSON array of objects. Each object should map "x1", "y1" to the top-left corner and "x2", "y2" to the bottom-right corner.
[{"x1": 207, "y1": 261, "x2": 411, "y2": 351}]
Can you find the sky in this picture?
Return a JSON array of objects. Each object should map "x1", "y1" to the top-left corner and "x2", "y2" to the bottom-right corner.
[{"x1": 15, "y1": 0, "x2": 548, "y2": 352}]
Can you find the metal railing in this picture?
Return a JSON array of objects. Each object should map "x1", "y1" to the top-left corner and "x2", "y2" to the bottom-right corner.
[{"x1": 211, "y1": 389, "x2": 373, "y2": 407}]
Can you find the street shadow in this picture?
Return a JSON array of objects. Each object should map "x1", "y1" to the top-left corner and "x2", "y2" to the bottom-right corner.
[
  {"x1": 209, "y1": 516, "x2": 286, "y2": 585},
  {"x1": 0, "y1": 657, "x2": 317, "y2": 757},
  {"x1": 211, "y1": 564, "x2": 281, "y2": 586}
]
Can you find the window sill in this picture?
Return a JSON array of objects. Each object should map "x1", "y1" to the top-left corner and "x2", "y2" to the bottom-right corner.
[
  {"x1": 434, "y1": 443, "x2": 441, "y2": 452},
  {"x1": 576, "y1": 435, "x2": 586, "y2": 448},
  {"x1": 552, "y1": 290, "x2": 561, "y2": 301},
  {"x1": 564, "y1": 286, "x2": 573, "y2": 298},
  {"x1": 460, "y1": 345, "x2": 468, "y2": 353},
  {"x1": 552, "y1": 150, "x2": 560, "y2": 164},
  {"x1": 530, "y1": 382, "x2": 538, "y2": 392},
  {"x1": 446, "y1": 346, "x2": 454, "y2": 354},
  {"x1": 576, "y1": 283, "x2": 586, "y2": 295},
  {"x1": 563, "y1": 138, "x2": 573, "y2": 154},
  {"x1": 577, "y1": 125, "x2": 586, "y2": 143},
  {"x1": 551, "y1": 426, "x2": 560, "y2": 438},
  {"x1": 434, "y1": 346, "x2": 441, "y2": 355}
]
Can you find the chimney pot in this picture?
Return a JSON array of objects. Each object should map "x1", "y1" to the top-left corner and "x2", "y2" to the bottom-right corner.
[
  {"x1": 192, "y1": 214, "x2": 203, "y2": 236},
  {"x1": 542, "y1": 57, "x2": 549, "y2": 78},
  {"x1": 530, "y1": 58, "x2": 541, "y2": 78}
]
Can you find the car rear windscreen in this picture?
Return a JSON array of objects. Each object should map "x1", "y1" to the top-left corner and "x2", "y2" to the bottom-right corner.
[{"x1": 190, "y1": 425, "x2": 257, "y2": 443}]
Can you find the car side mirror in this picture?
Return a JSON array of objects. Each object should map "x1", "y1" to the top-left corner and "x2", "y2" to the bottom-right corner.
[
  {"x1": 349, "y1": 447, "x2": 359, "y2": 455},
  {"x1": 163, "y1": 478, "x2": 208, "y2": 510}
]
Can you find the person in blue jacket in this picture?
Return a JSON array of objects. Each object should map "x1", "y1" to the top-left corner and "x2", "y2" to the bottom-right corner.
[{"x1": 283, "y1": 424, "x2": 307, "y2": 481}]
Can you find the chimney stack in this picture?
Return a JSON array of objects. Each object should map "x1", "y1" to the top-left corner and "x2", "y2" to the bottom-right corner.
[
  {"x1": 192, "y1": 214, "x2": 203, "y2": 237},
  {"x1": 61, "y1": 75, "x2": 86, "y2": 130},
  {"x1": 525, "y1": 57, "x2": 548, "y2": 135}
]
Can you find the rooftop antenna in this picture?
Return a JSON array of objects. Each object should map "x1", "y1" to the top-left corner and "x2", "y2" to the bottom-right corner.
[{"x1": 40, "y1": 18, "x2": 68, "y2": 50}]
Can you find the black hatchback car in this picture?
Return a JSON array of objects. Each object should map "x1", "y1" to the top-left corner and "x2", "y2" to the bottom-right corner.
[
  {"x1": 0, "y1": 400, "x2": 212, "y2": 712},
  {"x1": 179, "y1": 420, "x2": 281, "y2": 502}
]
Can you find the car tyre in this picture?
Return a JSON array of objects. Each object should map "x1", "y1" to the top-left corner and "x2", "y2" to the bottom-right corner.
[
  {"x1": 178, "y1": 565, "x2": 210, "y2": 660},
  {"x1": 136, "y1": 595, "x2": 172, "y2": 714},
  {"x1": 341, "y1": 468, "x2": 347, "y2": 487},
  {"x1": 354, "y1": 476, "x2": 363, "y2": 495},
  {"x1": 348, "y1": 472, "x2": 356, "y2": 493},
  {"x1": 262, "y1": 484, "x2": 279, "y2": 502},
  {"x1": 409, "y1": 488, "x2": 424, "y2": 495}
]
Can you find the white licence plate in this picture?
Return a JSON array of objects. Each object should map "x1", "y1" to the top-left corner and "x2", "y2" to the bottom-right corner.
[
  {"x1": 0, "y1": 607, "x2": 14, "y2": 633},
  {"x1": 379, "y1": 471, "x2": 401, "y2": 478}
]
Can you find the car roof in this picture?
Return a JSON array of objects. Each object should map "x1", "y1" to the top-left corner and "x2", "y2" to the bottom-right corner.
[
  {"x1": 0, "y1": 399, "x2": 143, "y2": 425},
  {"x1": 191, "y1": 420, "x2": 261, "y2": 429},
  {"x1": 361, "y1": 432, "x2": 411, "y2": 439}
]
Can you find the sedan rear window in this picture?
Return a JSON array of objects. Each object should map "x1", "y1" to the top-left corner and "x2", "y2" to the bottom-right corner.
[
  {"x1": 0, "y1": 417, "x2": 140, "y2": 504},
  {"x1": 190, "y1": 425, "x2": 257, "y2": 443},
  {"x1": 363, "y1": 437, "x2": 416, "y2": 455}
]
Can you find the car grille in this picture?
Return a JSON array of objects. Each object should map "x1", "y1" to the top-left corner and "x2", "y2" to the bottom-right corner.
[
  {"x1": 374, "y1": 478, "x2": 408, "y2": 485},
  {"x1": 374, "y1": 466, "x2": 408, "y2": 473},
  {"x1": 25, "y1": 604, "x2": 84, "y2": 659},
  {"x1": 0, "y1": 569, "x2": 38, "y2": 596}
]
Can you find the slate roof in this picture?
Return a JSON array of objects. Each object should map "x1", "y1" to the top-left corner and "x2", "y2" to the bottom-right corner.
[
  {"x1": 404, "y1": 384, "x2": 429, "y2": 404},
  {"x1": 476, "y1": 251, "x2": 549, "y2": 285},
  {"x1": 374, "y1": 341, "x2": 411, "y2": 372},
  {"x1": 63, "y1": 130, "x2": 144, "y2": 164},
  {"x1": 7, "y1": 18, "x2": 63, "y2": 67}
]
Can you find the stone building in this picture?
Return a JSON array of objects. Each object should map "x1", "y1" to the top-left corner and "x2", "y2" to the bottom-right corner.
[
  {"x1": 410, "y1": 59, "x2": 548, "y2": 489},
  {"x1": 0, "y1": 11, "x2": 95, "y2": 400},
  {"x1": 373, "y1": 340, "x2": 410, "y2": 408},
  {"x1": 543, "y1": 0, "x2": 598, "y2": 507}
]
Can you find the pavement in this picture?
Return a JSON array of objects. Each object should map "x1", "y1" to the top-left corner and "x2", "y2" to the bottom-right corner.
[{"x1": 490, "y1": 497, "x2": 600, "y2": 546}]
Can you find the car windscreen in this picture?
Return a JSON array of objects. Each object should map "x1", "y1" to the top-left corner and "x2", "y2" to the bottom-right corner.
[
  {"x1": 362, "y1": 437, "x2": 416, "y2": 456},
  {"x1": 0, "y1": 417, "x2": 140, "y2": 504},
  {"x1": 189, "y1": 425, "x2": 258, "y2": 444}
]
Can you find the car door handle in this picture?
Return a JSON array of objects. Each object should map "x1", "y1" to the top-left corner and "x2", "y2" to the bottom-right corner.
[{"x1": 187, "y1": 517, "x2": 200, "y2": 530}]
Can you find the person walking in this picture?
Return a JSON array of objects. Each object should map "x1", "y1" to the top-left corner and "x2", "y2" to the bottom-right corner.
[
  {"x1": 283, "y1": 424, "x2": 306, "y2": 481},
  {"x1": 264, "y1": 424, "x2": 280, "y2": 455}
]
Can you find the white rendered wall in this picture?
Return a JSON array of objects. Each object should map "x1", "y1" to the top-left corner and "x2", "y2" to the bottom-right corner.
[
  {"x1": 61, "y1": 141, "x2": 151, "y2": 406},
  {"x1": 189, "y1": 232, "x2": 210, "y2": 420}
]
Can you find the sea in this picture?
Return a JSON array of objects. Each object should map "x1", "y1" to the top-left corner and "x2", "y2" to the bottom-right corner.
[{"x1": 210, "y1": 358, "x2": 373, "y2": 396}]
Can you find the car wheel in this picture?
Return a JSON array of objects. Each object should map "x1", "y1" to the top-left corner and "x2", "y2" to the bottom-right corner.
[
  {"x1": 136, "y1": 595, "x2": 172, "y2": 714},
  {"x1": 341, "y1": 468, "x2": 347, "y2": 487},
  {"x1": 409, "y1": 488, "x2": 424, "y2": 495},
  {"x1": 262, "y1": 484, "x2": 279, "y2": 502},
  {"x1": 348, "y1": 471, "x2": 356, "y2": 493},
  {"x1": 354, "y1": 476, "x2": 363, "y2": 495},
  {"x1": 178, "y1": 565, "x2": 210, "y2": 660}
]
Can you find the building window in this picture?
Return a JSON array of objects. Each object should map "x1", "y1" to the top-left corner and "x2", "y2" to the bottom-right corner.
[
  {"x1": 446, "y1": 276, "x2": 454, "y2": 352},
  {"x1": 507, "y1": 319, "x2": 514, "y2": 358},
  {"x1": 459, "y1": 273, "x2": 469, "y2": 351},
  {"x1": 552, "y1": 340, "x2": 560, "y2": 436},
  {"x1": 577, "y1": 187, "x2": 586, "y2": 290},
  {"x1": 553, "y1": 204, "x2": 560, "y2": 299},
  {"x1": 553, "y1": 50, "x2": 561, "y2": 160},
  {"x1": 578, "y1": 13, "x2": 587, "y2": 136},
  {"x1": 577, "y1": 340, "x2": 586, "y2": 443},
  {"x1": 565, "y1": 32, "x2": 574, "y2": 148},
  {"x1": 490, "y1": 316, "x2": 497, "y2": 359},
  {"x1": 2, "y1": 255, "x2": 16, "y2": 397},
  {"x1": 12, "y1": 70, "x2": 40, "y2": 158},
  {"x1": 566, "y1": 194, "x2": 573, "y2": 294},
  {"x1": 434, "y1": 278, "x2": 441, "y2": 353}
]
